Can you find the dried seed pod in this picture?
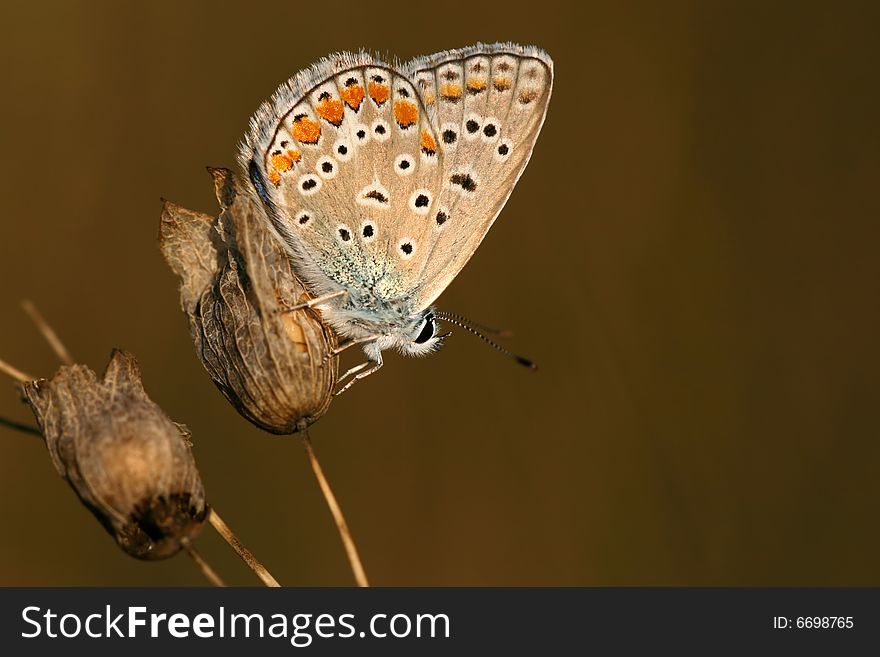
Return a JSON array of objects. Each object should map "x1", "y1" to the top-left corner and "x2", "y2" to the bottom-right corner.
[
  {"x1": 21, "y1": 349, "x2": 208, "y2": 560},
  {"x1": 159, "y1": 167, "x2": 337, "y2": 434}
]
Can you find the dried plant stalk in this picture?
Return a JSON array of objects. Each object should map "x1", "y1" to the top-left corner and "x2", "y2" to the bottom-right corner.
[
  {"x1": 160, "y1": 168, "x2": 368, "y2": 586},
  {"x1": 159, "y1": 167, "x2": 338, "y2": 434},
  {"x1": 22, "y1": 349, "x2": 210, "y2": 560},
  {"x1": 302, "y1": 434, "x2": 369, "y2": 587},
  {"x1": 208, "y1": 510, "x2": 280, "y2": 587},
  {"x1": 181, "y1": 537, "x2": 226, "y2": 587}
]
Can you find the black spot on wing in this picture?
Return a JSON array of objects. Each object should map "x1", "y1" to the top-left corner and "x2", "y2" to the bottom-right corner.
[{"x1": 450, "y1": 173, "x2": 477, "y2": 192}]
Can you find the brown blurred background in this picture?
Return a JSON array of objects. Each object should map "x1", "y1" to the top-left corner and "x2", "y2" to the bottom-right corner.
[{"x1": 1, "y1": 1, "x2": 878, "y2": 586}]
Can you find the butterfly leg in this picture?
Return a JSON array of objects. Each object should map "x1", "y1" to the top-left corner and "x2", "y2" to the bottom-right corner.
[
  {"x1": 334, "y1": 354, "x2": 383, "y2": 396},
  {"x1": 337, "y1": 361, "x2": 371, "y2": 385},
  {"x1": 282, "y1": 289, "x2": 348, "y2": 313},
  {"x1": 328, "y1": 334, "x2": 382, "y2": 358}
]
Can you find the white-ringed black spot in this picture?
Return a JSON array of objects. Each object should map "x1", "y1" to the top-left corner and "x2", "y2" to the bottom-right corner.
[
  {"x1": 483, "y1": 123, "x2": 497, "y2": 137},
  {"x1": 298, "y1": 174, "x2": 322, "y2": 196},
  {"x1": 357, "y1": 129, "x2": 366, "y2": 139},
  {"x1": 435, "y1": 210, "x2": 448, "y2": 226},
  {"x1": 494, "y1": 138, "x2": 513, "y2": 162},
  {"x1": 466, "y1": 119, "x2": 479, "y2": 133},
  {"x1": 333, "y1": 139, "x2": 354, "y2": 163},
  {"x1": 357, "y1": 182, "x2": 391, "y2": 208},
  {"x1": 442, "y1": 129, "x2": 457, "y2": 144},
  {"x1": 295, "y1": 210, "x2": 311, "y2": 226},
  {"x1": 401, "y1": 242, "x2": 413, "y2": 255},
  {"x1": 338, "y1": 228, "x2": 351, "y2": 242},
  {"x1": 316, "y1": 156, "x2": 337, "y2": 180},
  {"x1": 409, "y1": 189, "x2": 432, "y2": 215},
  {"x1": 360, "y1": 220, "x2": 377, "y2": 241},
  {"x1": 371, "y1": 119, "x2": 391, "y2": 143},
  {"x1": 394, "y1": 152, "x2": 416, "y2": 176}
]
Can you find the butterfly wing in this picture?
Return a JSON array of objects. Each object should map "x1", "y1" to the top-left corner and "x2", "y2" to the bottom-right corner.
[
  {"x1": 239, "y1": 43, "x2": 552, "y2": 318},
  {"x1": 401, "y1": 43, "x2": 553, "y2": 310},
  {"x1": 239, "y1": 52, "x2": 445, "y2": 308}
]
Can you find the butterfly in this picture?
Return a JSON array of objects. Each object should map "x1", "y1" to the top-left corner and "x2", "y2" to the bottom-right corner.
[{"x1": 239, "y1": 42, "x2": 553, "y2": 393}]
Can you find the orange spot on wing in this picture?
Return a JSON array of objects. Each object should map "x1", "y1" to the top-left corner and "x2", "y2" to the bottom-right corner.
[
  {"x1": 466, "y1": 79, "x2": 487, "y2": 93},
  {"x1": 420, "y1": 129, "x2": 437, "y2": 156},
  {"x1": 368, "y1": 81, "x2": 390, "y2": 105},
  {"x1": 287, "y1": 149, "x2": 302, "y2": 163},
  {"x1": 393, "y1": 99, "x2": 418, "y2": 128},
  {"x1": 439, "y1": 83, "x2": 462, "y2": 100},
  {"x1": 268, "y1": 170, "x2": 281, "y2": 186},
  {"x1": 340, "y1": 84, "x2": 364, "y2": 111},
  {"x1": 424, "y1": 92, "x2": 436, "y2": 105},
  {"x1": 518, "y1": 89, "x2": 539, "y2": 105},
  {"x1": 271, "y1": 153, "x2": 294, "y2": 172},
  {"x1": 316, "y1": 97, "x2": 345, "y2": 126},
  {"x1": 292, "y1": 116, "x2": 321, "y2": 144},
  {"x1": 493, "y1": 77, "x2": 512, "y2": 91}
]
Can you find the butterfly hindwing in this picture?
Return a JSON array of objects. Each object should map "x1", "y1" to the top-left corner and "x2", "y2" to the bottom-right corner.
[{"x1": 402, "y1": 43, "x2": 553, "y2": 310}]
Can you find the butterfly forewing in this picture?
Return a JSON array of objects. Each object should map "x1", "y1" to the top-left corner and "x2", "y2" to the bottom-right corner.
[
  {"x1": 241, "y1": 43, "x2": 552, "y2": 319},
  {"x1": 244, "y1": 54, "x2": 449, "y2": 306}
]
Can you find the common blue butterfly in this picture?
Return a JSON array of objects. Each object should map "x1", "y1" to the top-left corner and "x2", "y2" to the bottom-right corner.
[{"x1": 240, "y1": 43, "x2": 553, "y2": 392}]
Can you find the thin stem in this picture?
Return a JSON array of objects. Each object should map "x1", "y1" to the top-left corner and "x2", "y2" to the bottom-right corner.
[
  {"x1": 301, "y1": 432, "x2": 369, "y2": 587},
  {"x1": 208, "y1": 509, "x2": 281, "y2": 587},
  {"x1": 181, "y1": 537, "x2": 226, "y2": 587},
  {"x1": 0, "y1": 357, "x2": 33, "y2": 383},
  {"x1": 21, "y1": 299, "x2": 74, "y2": 365}
]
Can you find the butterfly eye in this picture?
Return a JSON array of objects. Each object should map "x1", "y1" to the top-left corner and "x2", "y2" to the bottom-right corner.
[{"x1": 414, "y1": 314, "x2": 435, "y2": 344}]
